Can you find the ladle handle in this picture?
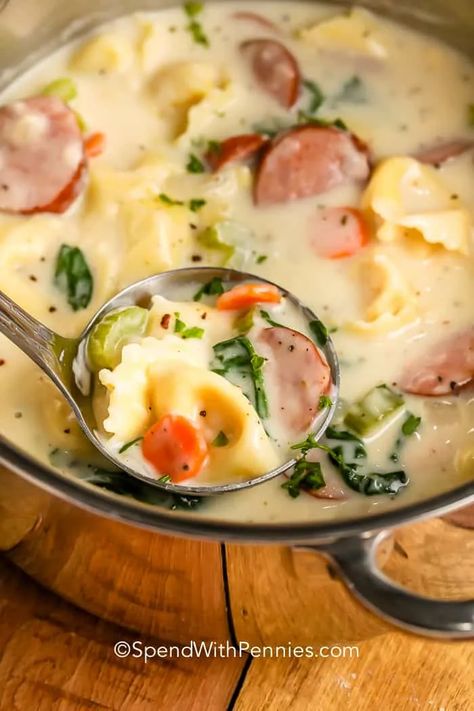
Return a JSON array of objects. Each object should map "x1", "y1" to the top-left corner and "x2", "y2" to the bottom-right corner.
[
  {"x1": 0, "y1": 290, "x2": 66, "y2": 383},
  {"x1": 303, "y1": 530, "x2": 474, "y2": 638}
]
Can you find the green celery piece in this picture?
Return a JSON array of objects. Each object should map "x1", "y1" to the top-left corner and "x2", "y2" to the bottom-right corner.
[
  {"x1": 42, "y1": 77, "x2": 77, "y2": 102},
  {"x1": 87, "y1": 306, "x2": 149, "y2": 371},
  {"x1": 198, "y1": 225, "x2": 235, "y2": 264},
  {"x1": 344, "y1": 384, "x2": 404, "y2": 436}
]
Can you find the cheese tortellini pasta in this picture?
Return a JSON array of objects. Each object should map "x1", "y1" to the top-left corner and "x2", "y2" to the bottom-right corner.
[
  {"x1": 362, "y1": 157, "x2": 473, "y2": 256},
  {"x1": 349, "y1": 252, "x2": 418, "y2": 335}
]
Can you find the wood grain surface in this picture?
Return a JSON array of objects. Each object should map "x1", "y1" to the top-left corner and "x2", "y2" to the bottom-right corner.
[{"x1": 0, "y1": 516, "x2": 473, "y2": 711}]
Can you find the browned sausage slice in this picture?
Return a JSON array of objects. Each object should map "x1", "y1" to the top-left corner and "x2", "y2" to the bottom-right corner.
[
  {"x1": 0, "y1": 95, "x2": 85, "y2": 214},
  {"x1": 240, "y1": 39, "x2": 300, "y2": 109},
  {"x1": 254, "y1": 125, "x2": 370, "y2": 205},
  {"x1": 415, "y1": 139, "x2": 474, "y2": 166},
  {"x1": 401, "y1": 328, "x2": 474, "y2": 396},
  {"x1": 205, "y1": 133, "x2": 268, "y2": 171},
  {"x1": 258, "y1": 326, "x2": 331, "y2": 435}
]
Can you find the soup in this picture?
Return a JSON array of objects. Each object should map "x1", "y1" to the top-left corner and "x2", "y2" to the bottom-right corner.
[{"x1": 0, "y1": 2, "x2": 472, "y2": 522}]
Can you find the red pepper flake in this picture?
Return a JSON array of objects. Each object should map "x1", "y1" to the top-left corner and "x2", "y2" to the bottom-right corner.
[{"x1": 160, "y1": 313, "x2": 171, "y2": 329}]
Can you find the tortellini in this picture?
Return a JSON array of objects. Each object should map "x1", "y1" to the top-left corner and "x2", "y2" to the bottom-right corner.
[
  {"x1": 98, "y1": 332, "x2": 278, "y2": 482},
  {"x1": 119, "y1": 199, "x2": 192, "y2": 285},
  {"x1": 86, "y1": 153, "x2": 176, "y2": 217},
  {"x1": 349, "y1": 252, "x2": 418, "y2": 334},
  {"x1": 298, "y1": 8, "x2": 388, "y2": 59},
  {"x1": 151, "y1": 61, "x2": 231, "y2": 138},
  {"x1": 70, "y1": 33, "x2": 134, "y2": 73},
  {"x1": 99, "y1": 336, "x2": 206, "y2": 441},
  {"x1": 362, "y1": 157, "x2": 473, "y2": 255}
]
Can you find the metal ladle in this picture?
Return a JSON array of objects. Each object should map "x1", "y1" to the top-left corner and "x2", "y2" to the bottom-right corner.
[{"x1": 0, "y1": 267, "x2": 340, "y2": 496}]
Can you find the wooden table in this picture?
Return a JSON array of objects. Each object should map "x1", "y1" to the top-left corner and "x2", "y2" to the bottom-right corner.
[{"x1": 0, "y1": 516, "x2": 473, "y2": 711}]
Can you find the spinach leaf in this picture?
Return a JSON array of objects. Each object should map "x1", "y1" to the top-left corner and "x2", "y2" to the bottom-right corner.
[
  {"x1": 259, "y1": 309, "x2": 284, "y2": 328},
  {"x1": 213, "y1": 336, "x2": 268, "y2": 418},
  {"x1": 309, "y1": 318, "x2": 329, "y2": 347},
  {"x1": 327, "y1": 445, "x2": 408, "y2": 496},
  {"x1": 85, "y1": 468, "x2": 203, "y2": 509},
  {"x1": 390, "y1": 412, "x2": 422, "y2": 461},
  {"x1": 325, "y1": 426, "x2": 367, "y2": 458},
  {"x1": 193, "y1": 276, "x2": 225, "y2": 302},
  {"x1": 54, "y1": 244, "x2": 93, "y2": 311},
  {"x1": 281, "y1": 460, "x2": 325, "y2": 498},
  {"x1": 302, "y1": 78, "x2": 325, "y2": 114}
]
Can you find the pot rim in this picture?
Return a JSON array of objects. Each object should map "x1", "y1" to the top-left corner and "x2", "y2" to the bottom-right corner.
[{"x1": 1, "y1": 435, "x2": 473, "y2": 542}]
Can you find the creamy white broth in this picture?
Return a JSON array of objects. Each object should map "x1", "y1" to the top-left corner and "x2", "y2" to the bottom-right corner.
[{"x1": 0, "y1": 2, "x2": 472, "y2": 522}]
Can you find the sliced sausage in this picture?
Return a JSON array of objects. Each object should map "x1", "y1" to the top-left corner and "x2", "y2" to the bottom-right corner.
[
  {"x1": 0, "y1": 95, "x2": 85, "y2": 214},
  {"x1": 254, "y1": 125, "x2": 370, "y2": 206},
  {"x1": 401, "y1": 328, "x2": 474, "y2": 396},
  {"x1": 443, "y1": 503, "x2": 474, "y2": 530},
  {"x1": 240, "y1": 39, "x2": 300, "y2": 109},
  {"x1": 233, "y1": 11, "x2": 278, "y2": 31},
  {"x1": 205, "y1": 133, "x2": 268, "y2": 171},
  {"x1": 415, "y1": 139, "x2": 474, "y2": 166},
  {"x1": 309, "y1": 206, "x2": 370, "y2": 259},
  {"x1": 258, "y1": 326, "x2": 331, "y2": 435}
]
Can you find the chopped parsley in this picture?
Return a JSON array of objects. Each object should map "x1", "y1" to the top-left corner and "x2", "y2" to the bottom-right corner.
[
  {"x1": 319, "y1": 395, "x2": 333, "y2": 410},
  {"x1": 256, "y1": 254, "x2": 268, "y2": 264},
  {"x1": 158, "y1": 193, "x2": 206, "y2": 212},
  {"x1": 212, "y1": 430, "x2": 229, "y2": 447},
  {"x1": 118, "y1": 436, "x2": 143, "y2": 454},
  {"x1": 158, "y1": 193, "x2": 184, "y2": 207},
  {"x1": 183, "y1": 1, "x2": 209, "y2": 47},
  {"x1": 174, "y1": 312, "x2": 204, "y2": 339},
  {"x1": 186, "y1": 153, "x2": 206, "y2": 173},
  {"x1": 193, "y1": 276, "x2": 225, "y2": 302},
  {"x1": 189, "y1": 198, "x2": 206, "y2": 212},
  {"x1": 402, "y1": 413, "x2": 422, "y2": 436}
]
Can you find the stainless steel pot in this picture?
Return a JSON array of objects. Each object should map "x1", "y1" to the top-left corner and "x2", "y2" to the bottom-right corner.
[{"x1": 0, "y1": 0, "x2": 473, "y2": 639}]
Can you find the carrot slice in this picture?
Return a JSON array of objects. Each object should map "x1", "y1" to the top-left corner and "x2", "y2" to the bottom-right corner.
[
  {"x1": 217, "y1": 283, "x2": 281, "y2": 310},
  {"x1": 84, "y1": 131, "x2": 106, "y2": 159},
  {"x1": 142, "y1": 414, "x2": 208, "y2": 482},
  {"x1": 309, "y1": 206, "x2": 370, "y2": 259}
]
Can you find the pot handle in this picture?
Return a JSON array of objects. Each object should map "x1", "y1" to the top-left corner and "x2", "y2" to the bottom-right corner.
[{"x1": 303, "y1": 531, "x2": 474, "y2": 638}]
